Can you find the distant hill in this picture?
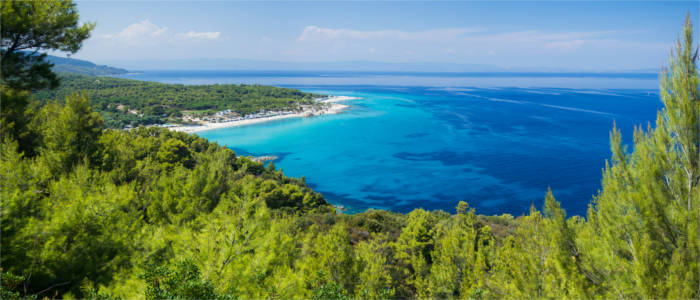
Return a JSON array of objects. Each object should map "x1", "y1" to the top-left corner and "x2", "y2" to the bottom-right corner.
[
  {"x1": 96, "y1": 58, "x2": 659, "y2": 73},
  {"x1": 98, "y1": 58, "x2": 506, "y2": 72},
  {"x1": 41, "y1": 53, "x2": 129, "y2": 75}
]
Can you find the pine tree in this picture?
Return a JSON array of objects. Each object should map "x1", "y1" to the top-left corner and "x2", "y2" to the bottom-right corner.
[{"x1": 590, "y1": 14, "x2": 700, "y2": 298}]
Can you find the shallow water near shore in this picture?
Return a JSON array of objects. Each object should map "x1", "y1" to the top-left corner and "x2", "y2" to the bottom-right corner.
[{"x1": 119, "y1": 71, "x2": 661, "y2": 216}]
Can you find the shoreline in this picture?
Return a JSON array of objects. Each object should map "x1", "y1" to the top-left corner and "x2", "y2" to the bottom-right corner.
[
  {"x1": 169, "y1": 96, "x2": 356, "y2": 133},
  {"x1": 317, "y1": 95, "x2": 361, "y2": 103}
]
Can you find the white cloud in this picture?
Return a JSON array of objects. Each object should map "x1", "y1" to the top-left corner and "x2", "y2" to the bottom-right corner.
[
  {"x1": 177, "y1": 30, "x2": 221, "y2": 40},
  {"x1": 298, "y1": 26, "x2": 483, "y2": 42},
  {"x1": 99, "y1": 19, "x2": 167, "y2": 41},
  {"x1": 98, "y1": 20, "x2": 221, "y2": 45},
  {"x1": 283, "y1": 25, "x2": 669, "y2": 69},
  {"x1": 295, "y1": 25, "x2": 635, "y2": 52}
]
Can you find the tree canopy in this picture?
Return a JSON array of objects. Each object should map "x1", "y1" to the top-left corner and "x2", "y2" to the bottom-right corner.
[{"x1": 1, "y1": 0, "x2": 94, "y2": 90}]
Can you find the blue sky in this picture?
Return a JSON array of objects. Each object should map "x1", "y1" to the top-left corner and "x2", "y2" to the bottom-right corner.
[{"x1": 72, "y1": 1, "x2": 698, "y2": 71}]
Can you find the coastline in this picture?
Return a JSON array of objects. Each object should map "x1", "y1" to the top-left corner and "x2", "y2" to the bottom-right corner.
[
  {"x1": 169, "y1": 96, "x2": 355, "y2": 133},
  {"x1": 317, "y1": 95, "x2": 361, "y2": 103}
]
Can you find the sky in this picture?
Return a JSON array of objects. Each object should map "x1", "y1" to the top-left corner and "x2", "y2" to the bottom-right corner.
[{"x1": 71, "y1": 1, "x2": 699, "y2": 71}]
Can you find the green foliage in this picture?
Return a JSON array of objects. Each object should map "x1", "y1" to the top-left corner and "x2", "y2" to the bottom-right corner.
[
  {"x1": 355, "y1": 236, "x2": 395, "y2": 299},
  {"x1": 426, "y1": 203, "x2": 480, "y2": 298},
  {"x1": 142, "y1": 259, "x2": 232, "y2": 300},
  {"x1": 587, "y1": 14, "x2": 700, "y2": 299},
  {"x1": 0, "y1": 87, "x2": 41, "y2": 156},
  {"x1": 298, "y1": 222, "x2": 357, "y2": 297},
  {"x1": 33, "y1": 74, "x2": 322, "y2": 128},
  {"x1": 392, "y1": 209, "x2": 436, "y2": 297},
  {"x1": 0, "y1": 271, "x2": 34, "y2": 300},
  {"x1": 37, "y1": 93, "x2": 104, "y2": 174},
  {"x1": 0, "y1": 51, "x2": 59, "y2": 91},
  {"x1": 311, "y1": 282, "x2": 352, "y2": 300},
  {"x1": 0, "y1": 93, "x2": 329, "y2": 297},
  {"x1": 1, "y1": 0, "x2": 94, "y2": 90},
  {"x1": 156, "y1": 138, "x2": 194, "y2": 169}
]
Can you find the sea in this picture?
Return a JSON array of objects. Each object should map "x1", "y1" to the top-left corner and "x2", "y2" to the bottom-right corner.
[{"x1": 114, "y1": 70, "x2": 662, "y2": 216}]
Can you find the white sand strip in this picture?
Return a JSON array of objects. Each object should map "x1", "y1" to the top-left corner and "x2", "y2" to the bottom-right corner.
[
  {"x1": 169, "y1": 103, "x2": 349, "y2": 133},
  {"x1": 318, "y1": 95, "x2": 362, "y2": 103}
]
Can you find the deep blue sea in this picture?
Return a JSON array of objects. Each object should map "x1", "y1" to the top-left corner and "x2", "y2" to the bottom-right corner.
[{"x1": 115, "y1": 70, "x2": 662, "y2": 216}]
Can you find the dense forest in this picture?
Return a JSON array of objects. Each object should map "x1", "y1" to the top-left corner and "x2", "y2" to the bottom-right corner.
[
  {"x1": 2, "y1": 1, "x2": 699, "y2": 299},
  {"x1": 33, "y1": 74, "x2": 321, "y2": 128}
]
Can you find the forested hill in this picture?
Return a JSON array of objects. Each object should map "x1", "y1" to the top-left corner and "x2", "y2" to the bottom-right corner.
[
  {"x1": 40, "y1": 52, "x2": 128, "y2": 75},
  {"x1": 33, "y1": 74, "x2": 322, "y2": 128}
]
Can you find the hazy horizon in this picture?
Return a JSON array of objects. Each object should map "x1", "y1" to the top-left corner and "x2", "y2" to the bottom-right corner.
[{"x1": 90, "y1": 57, "x2": 662, "y2": 73}]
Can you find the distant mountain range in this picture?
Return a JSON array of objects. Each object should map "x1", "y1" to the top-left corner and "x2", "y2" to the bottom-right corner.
[
  {"x1": 92, "y1": 58, "x2": 501, "y2": 72},
  {"x1": 51, "y1": 54, "x2": 657, "y2": 74},
  {"x1": 41, "y1": 53, "x2": 129, "y2": 75},
  {"x1": 95, "y1": 57, "x2": 657, "y2": 73}
]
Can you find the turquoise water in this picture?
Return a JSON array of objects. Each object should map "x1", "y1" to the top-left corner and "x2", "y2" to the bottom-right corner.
[
  {"x1": 118, "y1": 71, "x2": 661, "y2": 216},
  {"x1": 199, "y1": 86, "x2": 660, "y2": 216}
]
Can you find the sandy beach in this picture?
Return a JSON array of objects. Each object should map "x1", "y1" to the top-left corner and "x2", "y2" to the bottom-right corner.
[
  {"x1": 170, "y1": 99, "x2": 352, "y2": 133},
  {"x1": 317, "y1": 95, "x2": 362, "y2": 103}
]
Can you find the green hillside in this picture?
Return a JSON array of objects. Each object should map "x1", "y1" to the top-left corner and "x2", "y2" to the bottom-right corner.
[
  {"x1": 44, "y1": 53, "x2": 129, "y2": 75},
  {"x1": 33, "y1": 74, "x2": 322, "y2": 128}
]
